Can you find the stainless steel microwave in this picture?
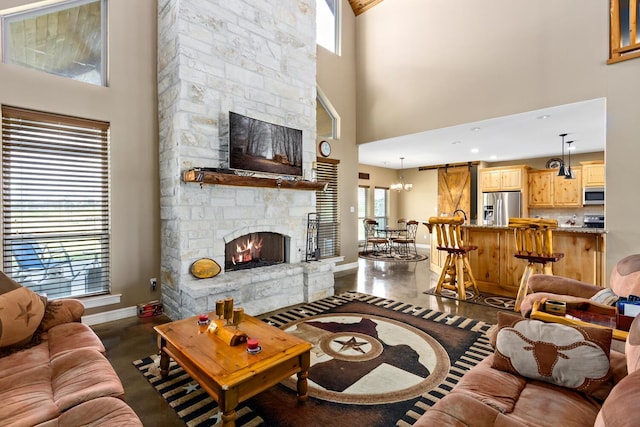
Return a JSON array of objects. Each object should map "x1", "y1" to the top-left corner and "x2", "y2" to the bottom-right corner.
[{"x1": 583, "y1": 187, "x2": 605, "y2": 205}]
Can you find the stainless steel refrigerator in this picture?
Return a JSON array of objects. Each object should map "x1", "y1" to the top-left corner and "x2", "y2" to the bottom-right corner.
[{"x1": 482, "y1": 191, "x2": 522, "y2": 226}]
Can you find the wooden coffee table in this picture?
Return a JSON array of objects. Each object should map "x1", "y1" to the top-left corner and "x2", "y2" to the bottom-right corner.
[{"x1": 155, "y1": 313, "x2": 311, "y2": 426}]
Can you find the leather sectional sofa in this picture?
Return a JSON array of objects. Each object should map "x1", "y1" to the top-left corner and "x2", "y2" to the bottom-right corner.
[
  {"x1": 0, "y1": 273, "x2": 142, "y2": 426},
  {"x1": 414, "y1": 310, "x2": 640, "y2": 427}
]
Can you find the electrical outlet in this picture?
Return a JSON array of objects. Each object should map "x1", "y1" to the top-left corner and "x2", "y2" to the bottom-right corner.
[{"x1": 150, "y1": 278, "x2": 157, "y2": 291}]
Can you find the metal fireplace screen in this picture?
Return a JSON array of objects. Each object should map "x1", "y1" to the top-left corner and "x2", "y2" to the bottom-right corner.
[{"x1": 224, "y1": 232, "x2": 286, "y2": 272}]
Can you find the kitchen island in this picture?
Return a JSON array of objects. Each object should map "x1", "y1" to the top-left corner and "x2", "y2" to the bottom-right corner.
[{"x1": 428, "y1": 224, "x2": 606, "y2": 298}]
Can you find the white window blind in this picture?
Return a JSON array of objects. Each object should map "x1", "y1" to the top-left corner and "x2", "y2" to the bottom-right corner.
[
  {"x1": 2, "y1": 106, "x2": 110, "y2": 299},
  {"x1": 358, "y1": 186, "x2": 369, "y2": 241},
  {"x1": 316, "y1": 158, "x2": 339, "y2": 258}
]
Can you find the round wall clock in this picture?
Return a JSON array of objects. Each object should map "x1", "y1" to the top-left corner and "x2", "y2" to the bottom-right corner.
[
  {"x1": 546, "y1": 157, "x2": 563, "y2": 169},
  {"x1": 319, "y1": 140, "x2": 331, "y2": 157}
]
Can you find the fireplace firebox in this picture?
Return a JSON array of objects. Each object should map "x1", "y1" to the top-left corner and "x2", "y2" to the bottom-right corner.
[{"x1": 225, "y1": 232, "x2": 287, "y2": 272}]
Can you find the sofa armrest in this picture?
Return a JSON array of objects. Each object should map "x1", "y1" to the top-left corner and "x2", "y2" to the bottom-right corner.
[
  {"x1": 528, "y1": 274, "x2": 602, "y2": 298},
  {"x1": 40, "y1": 299, "x2": 85, "y2": 332},
  {"x1": 595, "y1": 369, "x2": 640, "y2": 427}
]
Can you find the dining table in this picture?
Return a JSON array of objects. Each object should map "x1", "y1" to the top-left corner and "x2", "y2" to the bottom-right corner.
[{"x1": 375, "y1": 227, "x2": 407, "y2": 257}]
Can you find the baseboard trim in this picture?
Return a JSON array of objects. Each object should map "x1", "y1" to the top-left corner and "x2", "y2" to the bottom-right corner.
[
  {"x1": 334, "y1": 261, "x2": 358, "y2": 272},
  {"x1": 82, "y1": 306, "x2": 137, "y2": 326}
]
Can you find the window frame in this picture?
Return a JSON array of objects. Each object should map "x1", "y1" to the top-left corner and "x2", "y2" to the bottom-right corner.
[
  {"x1": 0, "y1": 0, "x2": 108, "y2": 86},
  {"x1": 609, "y1": 0, "x2": 640, "y2": 64},
  {"x1": 373, "y1": 186, "x2": 389, "y2": 229},
  {"x1": 1, "y1": 105, "x2": 111, "y2": 299},
  {"x1": 317, "y1": 86, "x2": 340, "y2": 140},
  {"x1": 316, "y1": 0, "x2": 341, "y2": 55}
]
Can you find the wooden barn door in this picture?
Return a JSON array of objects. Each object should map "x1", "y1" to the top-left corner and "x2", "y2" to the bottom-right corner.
[{"x1": 438, "y1": 166, "x2": 471, "y2": 216}]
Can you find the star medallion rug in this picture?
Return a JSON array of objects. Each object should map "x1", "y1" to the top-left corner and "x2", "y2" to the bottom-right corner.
[
  {"x1": 133, "y1": 292, "x2": 493, "y2": 427},
  {"x1": 424, "y1": 286, "x2": 516, "y2": 311}
]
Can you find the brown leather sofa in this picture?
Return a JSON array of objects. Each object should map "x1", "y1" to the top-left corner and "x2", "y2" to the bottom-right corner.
[
  {"x1": 0, "y1": 273, "x2": 142, "y2": 426},
  {"x1": 414, "y1": 311, "x2": 640, "y2": 427}
]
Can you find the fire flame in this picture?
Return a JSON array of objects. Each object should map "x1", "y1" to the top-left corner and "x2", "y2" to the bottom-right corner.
[{"x1": 231, "y1": 235, "x2": 264, "y2": 265}]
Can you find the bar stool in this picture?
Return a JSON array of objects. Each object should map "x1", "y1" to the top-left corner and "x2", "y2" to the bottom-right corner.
[
  {"x1": 509, "y1": 217, "x2": 565, "y2": 312},
  {"x1": 425, "y1": 216, "x2": 479, "y2": 300}
]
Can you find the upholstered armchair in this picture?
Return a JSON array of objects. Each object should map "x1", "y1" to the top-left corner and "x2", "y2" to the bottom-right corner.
[{"x1": 520, "y1": 253, "x2": 640, "y2": 317}]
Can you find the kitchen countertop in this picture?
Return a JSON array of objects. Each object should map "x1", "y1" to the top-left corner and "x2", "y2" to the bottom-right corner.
[{"x1": 461, "y1": 223, "x2": 607, "y2": 234}]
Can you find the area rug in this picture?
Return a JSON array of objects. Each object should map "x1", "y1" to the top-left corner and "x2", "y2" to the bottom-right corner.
[
  {"x1": 133, "y1": 292, "x2": 493, "y2": 427},
  {"x1": 424, "y1": 287, "x2": 516, "y2": 311},
  {"x1": 358, "y1": 251, "x2": 428, "y2": 262}
]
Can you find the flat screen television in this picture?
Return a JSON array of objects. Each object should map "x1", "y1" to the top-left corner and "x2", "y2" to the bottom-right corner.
[{"x1": 229, "y1": 111, "x2": 303, "y2": 177}]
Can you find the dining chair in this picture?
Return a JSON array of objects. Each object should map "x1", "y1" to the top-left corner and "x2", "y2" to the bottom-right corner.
[
  {"x1": 394, "y1": 220, "x2": 419, "y2": 257},
  {"x1": 508, "y1": 217, "x2": 565, "y2": 311},
  {"x1": 363, "y1": 219, "x2": 389, "y2": 255}
]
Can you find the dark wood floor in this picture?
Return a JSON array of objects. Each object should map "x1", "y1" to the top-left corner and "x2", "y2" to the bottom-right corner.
[{"x1": 92, "y1": 253, "x2": 500, "y2": 426}]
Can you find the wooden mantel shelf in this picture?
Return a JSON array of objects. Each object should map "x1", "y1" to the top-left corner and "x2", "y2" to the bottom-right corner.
[{"x1": 183, "y1": 169, "x2": 328, "y2": 191}]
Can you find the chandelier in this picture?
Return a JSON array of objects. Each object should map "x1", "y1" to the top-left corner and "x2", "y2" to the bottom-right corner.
[{"x1": 390, "y1": 157, "x2": 413, "y2": 192}]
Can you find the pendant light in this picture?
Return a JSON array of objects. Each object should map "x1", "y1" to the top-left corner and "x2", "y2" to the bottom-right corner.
[
  {"x1": 557, "y1": 133, "x2": 568, "y2": 176},
  {"x1": 391, "y1": 157, "x2": 413, "y2": 192},
  {"x1": 564, "y1": 140, "x2": 575, "y2": 179}
]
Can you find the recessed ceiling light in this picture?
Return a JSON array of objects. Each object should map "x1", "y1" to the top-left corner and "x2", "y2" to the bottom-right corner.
[
  {"x1": 537, "y1": 114, "x2": 551, "y2": 120},
  {"x1": 452, "y1": 140, "x2": 461, "y2": 144},
  {"x1": 471, "y1": 148, "x2": 479, "y2": 153},
  {"x1": 490, "y1": 155, "x2": 497, "y2": 160},
  {"x1": 470, "y1": 127, "x2": 481, "y2": 131}
]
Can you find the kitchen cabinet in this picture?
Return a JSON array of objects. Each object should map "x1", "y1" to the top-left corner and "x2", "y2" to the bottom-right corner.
[
  {"x1": 553, "y1": 168, "x2": 582, "y2": 207},
  {"x1": 528, "y1": 170, "x2": 553, "y2": 207},
  {"x1": 430, "y1": 225, "x2": 606, "y2": 297},
  {"x1": 480, "y1": 166, "x2": 528, "y2": 192},
  {"x1": 581, "y1": 162, "x2": 605, "y2": 187},
  {"x1": 528, "y1": 167, "x2": 582, "y2": 208}
]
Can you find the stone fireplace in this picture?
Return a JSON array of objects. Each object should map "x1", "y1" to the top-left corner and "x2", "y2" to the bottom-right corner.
[{"x1": 157, "y1": 0, "x2": 335, "y2": 320}]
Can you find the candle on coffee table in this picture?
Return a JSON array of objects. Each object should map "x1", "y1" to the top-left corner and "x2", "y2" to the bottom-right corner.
[
  {"x1": 223, "y1": 297, "x2": 234, "y2": 321},
  {"x1": 232, "y1": 308, "x2": 244, "y2": 328},
  {"x1": 247, "y1": 338, "x2": 259, "y2": 350},
  {"x1": 215, "y1": 300, "x2": 224, "y2": 318}
]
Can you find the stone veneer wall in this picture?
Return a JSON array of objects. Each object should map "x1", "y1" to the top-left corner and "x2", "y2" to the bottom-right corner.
[{"x1": 157, "y1": 0, "x2": 334, "y2": 320}]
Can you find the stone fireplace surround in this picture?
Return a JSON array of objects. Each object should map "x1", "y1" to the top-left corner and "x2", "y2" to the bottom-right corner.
[{"x1": 157, "y1": 0, "x2": 336, "y2": 321}]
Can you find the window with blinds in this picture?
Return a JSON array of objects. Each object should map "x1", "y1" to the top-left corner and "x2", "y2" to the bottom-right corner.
[
  {"x1": 357, "y1": 186, "x2": 369, "y2": 242},
  {"x1": 2, "y1": 106, "x2": 110, "y2": 299},
  {"x1": 316, "y1": 158, "x2": 339, "y2": 258}
]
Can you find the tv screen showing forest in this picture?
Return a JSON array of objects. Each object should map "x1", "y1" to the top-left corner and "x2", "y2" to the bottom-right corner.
[{"x1": 229, "y1": 112, "x2": 303, "y2": 177}]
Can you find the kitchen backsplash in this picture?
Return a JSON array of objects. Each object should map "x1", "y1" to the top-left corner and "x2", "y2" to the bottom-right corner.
[{"x1": 529, "y1": 206, "x2": 605, "y2": 227}]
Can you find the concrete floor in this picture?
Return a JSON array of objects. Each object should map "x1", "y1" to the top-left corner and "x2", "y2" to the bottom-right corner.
[{"x1": 92, "y1": 252, "x2": 501, "y2": 426}]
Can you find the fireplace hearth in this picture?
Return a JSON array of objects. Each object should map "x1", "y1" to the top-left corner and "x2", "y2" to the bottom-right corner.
[{"x1": 225, "y1": 232, "x2": 287, "y2": 272}]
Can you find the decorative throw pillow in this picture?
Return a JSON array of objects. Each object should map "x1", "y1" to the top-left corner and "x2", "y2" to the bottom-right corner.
[
  {"x1": 0, "y1": 271, "x2": 21, "y2": 295},
  {"x1": 0, "y1": 286, "x2": 46, "y2": 348},
  {"x1": 492, "y1": 312, "x2": 612, "y2": 398}
]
